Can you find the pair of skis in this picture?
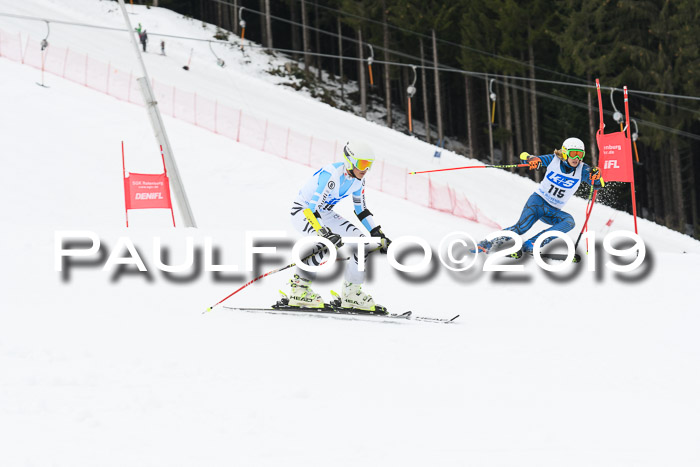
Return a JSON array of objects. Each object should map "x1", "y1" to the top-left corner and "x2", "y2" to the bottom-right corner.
[{"x1": 223, "y1": 294, "x2": 459, "y2": 324}]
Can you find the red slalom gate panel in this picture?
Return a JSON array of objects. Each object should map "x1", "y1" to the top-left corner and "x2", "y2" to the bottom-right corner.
[
  {"x1": 122, "y1": 143, "x2": 175, "y2": 227},
  {"x1": 124, "y1": 172, "x2": 173, "y2": 210},
  {"x1": 597, "y1": 130, "x2": 634, "y2": 183}
]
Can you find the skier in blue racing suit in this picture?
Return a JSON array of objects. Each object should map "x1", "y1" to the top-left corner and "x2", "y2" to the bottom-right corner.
[{"x1": 476, "y1": 137, "x2": 605, "y2": 256}]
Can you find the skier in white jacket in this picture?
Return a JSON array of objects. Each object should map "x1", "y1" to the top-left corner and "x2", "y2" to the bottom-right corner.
[{"x1": 287, "y1": 140, "x2": 391, "y2": 311}]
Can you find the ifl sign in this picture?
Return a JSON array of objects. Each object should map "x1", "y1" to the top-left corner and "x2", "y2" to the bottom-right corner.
[{"x1": 604, "y1": 159, "x2": 620, "y2": 169}]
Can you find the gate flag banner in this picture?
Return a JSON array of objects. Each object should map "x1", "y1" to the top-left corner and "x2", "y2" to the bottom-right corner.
[
  {"x1": 595, "y1": 80, "x2": 638, "y2": 233},
  {"x1": 124, "y1": 172, "x2": 173, "y2": 209},
  {"x1": 122, "y1": 142, "x2": 176, "y2": 227},
  {"x1": 596, "y1": 131, "x2": 634, "y2": 183}
]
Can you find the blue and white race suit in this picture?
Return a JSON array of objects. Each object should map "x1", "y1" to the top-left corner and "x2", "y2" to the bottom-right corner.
[{"x1": 291, "y1": 162, "x2": 379, "y2": 283}]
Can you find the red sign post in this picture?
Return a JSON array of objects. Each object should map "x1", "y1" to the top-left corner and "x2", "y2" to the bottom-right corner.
[{"x1": 122, "y1": 142, "x2": 176, "y2": 227}]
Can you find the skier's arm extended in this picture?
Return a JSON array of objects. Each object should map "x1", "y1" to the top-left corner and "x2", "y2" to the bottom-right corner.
[{"x1": 520, "y1": 151, "x2": 555, "y2": 170}]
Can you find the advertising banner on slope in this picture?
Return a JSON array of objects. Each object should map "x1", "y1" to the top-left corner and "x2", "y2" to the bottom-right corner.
[
  {"x1": 597, "y1": 131, "x2": 634, "y2": 183},
  {"x1": 123, "y1": 172, "x2": 172, "y2": 210},
  {"x1": 122, "y1": 142, "x2": 175, "y2": 227}
]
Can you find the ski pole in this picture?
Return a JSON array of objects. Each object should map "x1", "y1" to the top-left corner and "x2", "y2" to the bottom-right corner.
[
  {"x1": 203, "y1": 245, "x2": 381, "y2": 313},
  {"x1": 574, "y1": 184, "x2": 598, "y2": 250},
  {"x1": 409, "y1": 163, "x2": 528, "y2": 175}
]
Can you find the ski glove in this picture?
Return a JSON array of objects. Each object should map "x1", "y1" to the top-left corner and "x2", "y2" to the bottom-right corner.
[
  {"x1": 520, "y1": 151, "x2": 540, "y2": 169},
  {"x1": 370, "y1": 226, "x2": 392, "y2": 254},
  {"x1": 589, "y1": 166, "x2": 601, "y2": 182},
  {"x1": 528, "y1": 157, "x2": 542, "y2": 170},
  {"x1": 318, "y1": 227, "x2": 343, "y2": 248}
]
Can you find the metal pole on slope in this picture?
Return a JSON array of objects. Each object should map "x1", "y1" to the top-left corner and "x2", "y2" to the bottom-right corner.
[{"x1": 116, "y1": 0, "x2": 197, "y2": 227}]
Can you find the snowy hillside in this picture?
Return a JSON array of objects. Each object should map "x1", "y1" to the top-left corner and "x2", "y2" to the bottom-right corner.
[{"x1": 1, "y1": 2, "x2": 699, "y2": 466}]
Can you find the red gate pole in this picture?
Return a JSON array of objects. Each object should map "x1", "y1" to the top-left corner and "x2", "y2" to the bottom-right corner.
[
  {"x1": 624, "y1": 86, "x2": 638, "y2": 234},
  {"x1": 122, "y1": 141, "x2": 129, "y2": 227}
]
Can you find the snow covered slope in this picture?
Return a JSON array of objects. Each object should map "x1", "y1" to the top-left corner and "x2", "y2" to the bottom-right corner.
[{"x1": 1, "y1": 2, "x2": 699, "y2": 466}]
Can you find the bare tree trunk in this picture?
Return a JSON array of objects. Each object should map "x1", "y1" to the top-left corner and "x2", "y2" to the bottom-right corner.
[
  {"x1": 420, "y1": 39, "x2": 431, "y2": 144},
  {"x1": 223, "y1": 2, "x2": 230, "y2": 31},
  {"x1": 486, "y1": 77, "x2": 494, "y2": 164},
  {"x1": 527, "y1": 42, "x2": 539, "y2": 156},
  {"x1": 400, "y1": 66, "x2": 408, "y2": 117},
  {"x1": 520, "y1": 53, "x2": 532, "y2": 156},
  {"x1": 264, "y1": 0, "x2": 272, "y2": 49},
  {"x1": 258, "y1": 0, "x2": 266, "y2": 46},
  {"x1": 216, "y1": 1, "x2": 222, "y2": 27},
  {"x1": 447, "y1": 82, "x2": 454, "y2": 136},
  {"x1": 650, "y1": 153, "x2": 664, "y2": 223},
  {"x1": 337, "y1": 17, "x2": 344, "y2": 99},
  {"x1": 587, "y1": 74, "x2": 598, "y2": 166},
  {"x1": 643, "y1": 151, "x2": 655, "y2": 221},
  {"x1": 504, "y1": 79, "x2": 514, "y2": 167},
  {"x1": 233, "y1": 0, "x2": 238, "y2": 35},
  {"x1": 587, "y1": 90, "x2": 597, "y2": 165},
  {"x1": 511, "y1": 75, "x2": 523, "y2": 154},
  {"x1": 431, "y1": 30, "x2": 443, "y2": 143},
  {"x1": 314, "y1": 0, "x2": 321, "y2": 80},
  {"x1": 688, "y1": 153, "x2": 698, "y2": 237},
  {"x1": 300, "y1": 0, "x2": 310, "y2": 78},
  {"x1": 290, "y1": 0, "x2": 299, "y2": 60},
  {"x1": 527, "y1": 38, "x2": 540, "y2": 181},
  {"x1": 528, "y1": 49, "x2": 540, "y2": 155},
  {"x1": 358, "y1": 29, "x2": 367, "y2": 118},
  {"x1": 497, "y1": 82, "x2": 505, "y2": 159},
  {"x1": 661, "y1": 152, "x2": 674, "y2": 227},
  {"x1": 464, "y1": 76, "x2": 475, "y2": 158},
  {"x1": 669, "y1": 138, "x2": 686, "y2": 230},
  {"x1": 382, "y1": 0, "x2": 392, "y2": 128}
]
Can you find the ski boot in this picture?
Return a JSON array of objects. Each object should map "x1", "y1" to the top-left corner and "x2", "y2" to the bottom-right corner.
[
  {"x1": 509, "y1": 240, "x2": 534, "y2": 259},
  {"x1": 286, "y1": 274, "x2": 325, "y2": 308},
  {"x1": 341, "y1": 281, "x2": 375, "y2": 311},
  {"x1": 509, "y1": 249, "x2": 523, "y2": 259},
  {"x1": 473, "y1": 236, "x2": 509, "y2": 254}
]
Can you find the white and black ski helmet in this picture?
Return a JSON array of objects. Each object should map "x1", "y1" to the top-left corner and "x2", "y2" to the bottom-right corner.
[
  {"x1": 343, "y1": 140, "x2": 375, "y2": 172},
  {"x1": 561, "y1": 137, "x2": 585, "y2": 160}
]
